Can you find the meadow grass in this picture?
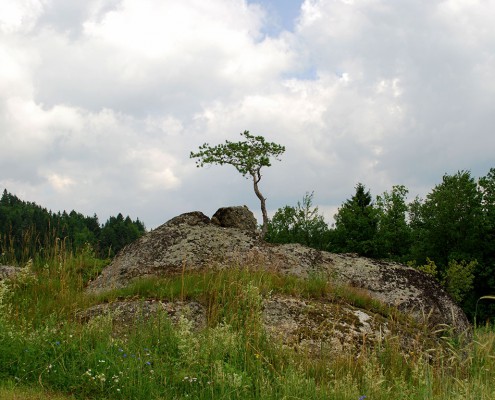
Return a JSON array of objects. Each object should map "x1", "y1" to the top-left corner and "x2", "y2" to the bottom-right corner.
[{"x1": 0, "y1": 247, "x2": 494, "y2": 399}]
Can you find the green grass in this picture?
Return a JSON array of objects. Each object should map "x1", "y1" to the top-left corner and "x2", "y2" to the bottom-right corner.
[
  {"x1": 1, "y1": 247, "x2": 494, "y2": 399},
  {"x1": 97, "y1": 268, "x2": 397, "y2": 320}
]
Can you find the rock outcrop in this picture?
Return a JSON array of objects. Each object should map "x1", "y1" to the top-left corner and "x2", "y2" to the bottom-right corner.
[{"x1": 87, "y1": 207, "x2": 471, "y2": 336}]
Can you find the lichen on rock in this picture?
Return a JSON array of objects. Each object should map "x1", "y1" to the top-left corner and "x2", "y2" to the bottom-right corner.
[{"x1": 86, "y1": 206, "x2": 471, "y2": 337}]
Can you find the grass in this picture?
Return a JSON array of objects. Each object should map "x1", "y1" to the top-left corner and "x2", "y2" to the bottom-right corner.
[
  {"x1": 0, "y1": 382, "x2": 76, "y2": 400},
  {"x1": 1, "y1": 245, "x2": 494, "y2": 399}
]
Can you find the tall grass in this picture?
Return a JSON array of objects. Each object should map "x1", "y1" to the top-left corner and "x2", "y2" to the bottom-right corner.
[{"x1": 0, "y1": 244, "x2": 494, "y2": 399}]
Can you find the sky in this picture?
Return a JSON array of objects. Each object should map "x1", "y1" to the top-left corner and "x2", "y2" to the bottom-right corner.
[{"x1": 1, "y1": 0, "x2": 494, "y2": 229}]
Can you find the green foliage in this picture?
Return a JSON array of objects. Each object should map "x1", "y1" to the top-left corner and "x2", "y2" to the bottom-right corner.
[
  {"x1": 476, "y1": 168, "x2": 495, "y2": 318},
  {"x1": 265, "y1": 192, "x2": 329, "y2": 249},
  {"x1": 0, "y1": 189, "x2": 145, "y2": 262},
  {"x1": 413, "y1": 257, "x2": 439, "y2": 280},
  {"x1": 412, "y1": 258, "x2": 476, "y2": 305},
  {"x1": 375, "y1": 185, "x2": 412, "y2": 259},
  {"x1": 405, "y1": 170, "x2": 495, "y2": 318},
  {"x1": 99, "y1": 213, "x2": 145, "y2": 257},
  {"x1": 190, "y1": 131, "x2": 285, "y2": 236},
  {"x1": 190, "y1": 131, "x2": 285, "y2": 178},
  {"x1": 409, "y1": 171, "x2": 483, "y2": 267},
  {"x1": 3, "y1": 246, "x2": 107, "y2": 328},
  {"x1": 441, "y1": 259, "x2": 477, "y2": 304},
  {"x1": 332, "y1": 183, "x2": 379, "y2": 257}
]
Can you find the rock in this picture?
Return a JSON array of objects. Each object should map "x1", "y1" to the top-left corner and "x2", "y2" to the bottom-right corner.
[
  {"x1": 86, "y1": 210, "x2": 260, "y2": 293},
  {"x1": 78, "y1": 300, "x2": 207, "y2": 332},
  {"x1": 166, "y1": 211, "x2": 211, "y2": 226},
  {"x1": 211, "y1": 206, "x2": 257, "y2": 233},
  {"x1": 0, "y1": 265, "x2": 21, "y2": 281},
  {"x1": 86, "y1": 207, "x2": 471, "y2": 336},
  {"x1": 78, "y1": 295, "x2": 437, "y2": 357}
]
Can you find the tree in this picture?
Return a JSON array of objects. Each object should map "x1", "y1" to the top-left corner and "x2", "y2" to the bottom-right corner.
[
  {"x1": 99, "y1": 213, "x2": 145, "y2": 257},
  {"x1": 375, "y1": 185, "x2": 411, "y2": 259},
  {"x1": 479, "y1": 168, "x2": 495, "y2": 257},
  {"x1": 409, "y1": 171, "x2": 483, "y2": 267},
  {"x1": 332, "y1": 183, "x2": 379, "y2": 257},
  {"x1": 476, "y1": 168, "x2": 495, "y2": 319},
  {"x1": 266, "y1": 192, "x2": 329, "y2": 248},
  {"x1": 190, "y1": 131, "x2": 285, "y2": 237}
]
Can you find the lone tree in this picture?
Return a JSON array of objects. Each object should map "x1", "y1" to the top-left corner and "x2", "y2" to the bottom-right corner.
[{"x1": 190, "y1": 130, "x2": 285, "y2": 237}]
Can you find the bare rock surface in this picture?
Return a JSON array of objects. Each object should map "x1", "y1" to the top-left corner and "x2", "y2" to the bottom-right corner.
[
  {"x1": 86, "y1": 208, "x2": 470, "y2": 336},
  {"x1": 211, "y1": 206, "x2": 257, "y2": 232}
]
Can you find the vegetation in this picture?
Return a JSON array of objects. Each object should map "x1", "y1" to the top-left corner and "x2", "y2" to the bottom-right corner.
[
  {"x1": 2, "y1": 166, "x2": 495, "y2": 397},
  {"x1": 1, "y1": 242, "x2": 495, "y2": 400},
  {"x1": 190, "y1": 131, "x2": 285, "y2": 237},
  {"x1": 266, "y1": 168, "x2": 495, "y2": 321},
  {"x1": 0, "y1": 189, "x2": 145, "y2": 263},
  {"x1": 265, "y1": 192, "x2": 329, "y2": 249}
]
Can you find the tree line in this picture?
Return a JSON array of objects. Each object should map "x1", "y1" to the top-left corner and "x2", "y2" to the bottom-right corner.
[
  {"x1": 0, "y1": 189, "x2": 146, "y2": 262},
  {"x1": 266, "y1": 168, "x2": 495, "y2": 320}
]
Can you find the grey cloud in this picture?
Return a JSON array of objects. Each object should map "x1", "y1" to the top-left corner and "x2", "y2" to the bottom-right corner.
[
  {"x1": 1, "y1": 0, "x2": 494, "y2": 229},
  {"x1": 35, "y1": 0, "x2": 122, "y2": 39}
]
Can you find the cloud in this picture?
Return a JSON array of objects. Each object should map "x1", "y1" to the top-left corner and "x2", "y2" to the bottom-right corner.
[
  {"x1": 1, "y1": 0, "x2": 494, "y2": 228},
  {"x1": 28, "y1": 0, "x2": 295, "y2": 118},
  {"x1": 0, "y1": 0, "x2": 45, "y2": 34}
]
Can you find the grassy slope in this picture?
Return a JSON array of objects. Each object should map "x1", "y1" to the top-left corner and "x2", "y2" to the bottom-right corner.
[{"x1": 0, "y1": 248, "x2": 494, "y2": 400}]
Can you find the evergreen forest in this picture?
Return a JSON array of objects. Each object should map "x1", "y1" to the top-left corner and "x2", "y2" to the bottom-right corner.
[{"x1": 0, "y1": 189, "x2": 145, "y2": 262}]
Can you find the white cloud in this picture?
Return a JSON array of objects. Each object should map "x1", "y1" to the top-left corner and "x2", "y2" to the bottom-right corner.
[
  {"x1": 0, "y1": 0, "x2": 45, "y2": 33},
  {"x1": 1, "y1": 0, "x2": 494, "y2": 228},
  {"x1": 46, "y1": 173, "x2": 75, "y2": 192}
]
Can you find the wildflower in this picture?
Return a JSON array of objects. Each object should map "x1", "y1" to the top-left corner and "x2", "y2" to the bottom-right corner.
[{"x1": 358, "y1": 396, "x2": 367, "y2": 400}]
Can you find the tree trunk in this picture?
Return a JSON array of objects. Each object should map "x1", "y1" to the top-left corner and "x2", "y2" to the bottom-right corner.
[{"x1": 252, "y1": 171, "x2": 268, "y2": 238}]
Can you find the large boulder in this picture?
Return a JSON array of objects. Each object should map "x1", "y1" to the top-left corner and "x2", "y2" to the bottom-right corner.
[
  {"x1": 211, "y1": 206, "x2": 257, "y2": 233},
  {"x1": 86, "y1": 210, "x2": 260, "y2": 293},
  {"x1": 87, "y1": 208, "x2": 471, "y2": 336}
]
